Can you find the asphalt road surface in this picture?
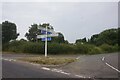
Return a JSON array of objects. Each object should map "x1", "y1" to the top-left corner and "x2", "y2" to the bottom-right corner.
[
  {"x1": 2, "y1": 60, "x2": 72, "y2": 78},
  {"x1": 1, "y1": 52, "x2": 120, "y2": 79},
  {"x1": 58, "y1": 53, "x2": 119, "y2": 78}
]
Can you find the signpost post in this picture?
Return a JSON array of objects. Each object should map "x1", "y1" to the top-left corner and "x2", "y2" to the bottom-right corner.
[
  {"x1": 45, "y1": 26, "x2": 47, "y2": 57},
  {"x1": 37, "y1": 25, "x2": 58, "y2": 57}
]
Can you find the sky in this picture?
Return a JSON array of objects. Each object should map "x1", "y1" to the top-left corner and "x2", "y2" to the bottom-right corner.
[{"x1": 1, "y1": 1, "x2": 118, "y2": 43}]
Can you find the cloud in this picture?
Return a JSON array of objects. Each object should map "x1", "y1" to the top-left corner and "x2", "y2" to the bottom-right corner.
[{"x1": 2, "y1": 2, "x2": 118, "y2": 43}]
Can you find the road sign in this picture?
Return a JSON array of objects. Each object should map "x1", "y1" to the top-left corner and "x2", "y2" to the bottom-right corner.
[
  {"x1": 41, "y1": 30, "x2": 52, "y2": 34},
  {"x1": 37, "y1": 25, "x2": 58, "y2": 57},
  {"x1": 41, "y1": 37, "x2": 51, "y2": 41},
  {"x1": 38, "y1": 27, "x2": 55, "y2": 34},
  {"x1": 37, "y1": 33, "x2": 58, "y2": 38},
  {"x1": 49, "y1": 33, "x2": 58, "y2": 37},
  {"x1": 37, "y1": 35, "x2": 46, "y2": 38}
]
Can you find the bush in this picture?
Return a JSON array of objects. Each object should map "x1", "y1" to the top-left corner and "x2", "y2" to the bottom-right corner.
[
  {"x1": 22, "y1": 42, "x2": 44, "y2": 54},
  {"x1": 2, "y1": 43, "x2": 9, "y2": 51},
  {"x1": 89, "y1": 46, "x2": 102, "y2": 54},
  {"x1": 7, "y1": 40, "x2": 24, "y2": 52},
  {"x1": 47, "y1": 43, "x2": 63, "y2": 54},
  {"x1": 99, "y1": 44, "x2": 116, "y2": 53},
  {"x1": 5, "y1": 41, "x2": 44, "y2": 54},
  {"x1": 48, "y1": 43, "x2": 74, "y2": 54},
  {"x1": 113, "y1": 44, "x2": 119, "y2": 52},
  {"x1": 3, "y1": 40, "x2": 118, "y2": 55},
  {"x1": 75, "y1": 43, "x2": 102, "y2": 54},
  {"x1": 5, "y1": 41, "x2": 75, "y2": 54}
]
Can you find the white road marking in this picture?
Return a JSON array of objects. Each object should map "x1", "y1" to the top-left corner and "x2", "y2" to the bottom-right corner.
[
  {"x1": 102, "y1": 57, "x2": 105, "y2": 61},
  {"x1": 8, "y1": 59, "x2": 12, "y2": 61},
  {"x1": 41, "y1": 67, "x2": 50, "y2": 71},
  {"x1": 4, "y1": 59, "x2": 9, "y2": 61},
  {"x1": 30, "y1": 63, "x2": 34, "y2": 64},
  {"x1": 76, "y1": 57, "x2": 80, "y2": 60},
  {"x1": 60, "y1": 71, "x2": 70, "y2": 75},
  {"x1": 10, "y1": 59, "x2": 14, "y2": 61},
  {"x1": 75, "y1": 75, "x2": 85, "y2": 78},
  {"x1": 105, "y1": 62, "x2": 120, "y2": 73},
  {"x1": 102, "y1": 57, "x2": 120, "y2": 73},
  {"x1": 51, "y1": 68, "x2": 70, "y2": 75},
  {"x1": 3, "y1": 58, "x2": 17, "y2": 62},
  {"x1": 13, "y1": 59, "x2": 16, "y2": 61},
  {"x1": 51, "y1": 69, "x2": 62, "y2": 72},
  {"x1": 30, "y1": 63, "x2": 40, "y2": 66},
  {"x1": 0, "y1": 58, "x2": 2, "y2": 60}
]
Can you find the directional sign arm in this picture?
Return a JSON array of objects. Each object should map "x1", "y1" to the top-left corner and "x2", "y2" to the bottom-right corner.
[
  {"x1": 37, "y1": 33, "x2": 58, "y2": 39},
  {"x1": 38, "y1": 27, "x2": 55, "y2": 33}
]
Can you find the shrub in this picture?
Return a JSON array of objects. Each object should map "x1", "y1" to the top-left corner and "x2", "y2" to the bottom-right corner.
[
  {"x1": 2, "y1": 43, "x2": 9, "y2": 51},
  {"x1": 3, "y1": 40, "x2": 118, "y2": 55},
  {"x1": 99, "y1": 44, "x2": 115, "y2": 53},
  {"x1": 48, "y1": 43, "x2": 63, "y2": 54},
  {"x1": 113, "y1": 44, "x2": 119, "y2": 52},
  {"x1": 75, "y1": 43, "x2": 102, "y2": 54},
  {"x1": 89, "y1": 46, "x2": 102, "y2": 54},
  {"x1": 5, "y1": 41, "x2": 44, "y2": 54},
  {"x1": 59, "y1": 43, "x2": 75, "y2": 54},
  {"x1": 75, "y1": 43, "x2": 89, "y2": 54},
  {"x1": 22, "y1": 42, "x2": 44, "y2": 54},
  {"x1": 48, "y1": 43, "x2": 74, "y2": 54},
  {"x1": 7, "y1": 40, "x2": 24, "y2": 52}
]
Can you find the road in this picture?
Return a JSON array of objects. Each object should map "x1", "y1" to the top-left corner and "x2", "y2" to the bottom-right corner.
[
  {"x1": 2, "y1": 60, "x2": 72, "y2": 78},
  {"x1": 1, "y1": 53, "x2": 76, "y2": 78},
  {"x1": 1, "y1": 52, "x2": 120, "y2": 79},
  {"x1": 58, "y1": 53, "x2": 119, "y2": 78}
]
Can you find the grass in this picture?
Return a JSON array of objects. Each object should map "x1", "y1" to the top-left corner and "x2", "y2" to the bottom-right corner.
[{"x1": 18, "y1": 56, "x2": 77, "y2": 65}]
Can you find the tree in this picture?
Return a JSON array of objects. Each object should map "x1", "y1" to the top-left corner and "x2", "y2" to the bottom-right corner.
[
  {"x1": 25, "y1": 23, "x2": 66, "y2": 43},
  {"x1": 89, "y1": 28, "x2": 118, "y2": 46},
  {"x1": 25, "y1": 24, "x2": 38, "y2": 42},
  {"x1": 89, "y1": 34, "x2": 99, "y2": 44},
  {"x1": 51, "y1": 32, "x2": 65, "y2": 43},
  {"x1": 75, "y1": 37, "x2": 87, "y2": 44},
  {"x1": 2, "y1": 21, "x2": 19, "y2": 44}
]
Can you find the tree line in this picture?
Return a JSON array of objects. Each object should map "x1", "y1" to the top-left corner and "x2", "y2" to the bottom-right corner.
[
  {"x1": 1, "y1": 21, "x2": 119, "y2": 54},
  {"x1": 76, "y1": 28, "x2": 119, "y2": 46},
  {"x1": 1, "y1": 21, "x2": 68, "y2": 44}
]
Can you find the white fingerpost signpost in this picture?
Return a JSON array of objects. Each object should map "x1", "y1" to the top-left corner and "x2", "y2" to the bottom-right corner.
[
  {"x1": 37, "y1": 24, "x2": 58, "y2": 57},
  {"x1": 45, "y1": 26, "x2": 47, "y2": 57}
]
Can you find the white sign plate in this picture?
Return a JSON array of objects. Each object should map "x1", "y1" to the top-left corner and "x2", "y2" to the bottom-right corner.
[
  {"x1": 38, "y1": 27, "x2": 55, "y2": 34},
  {"x1": 37, "y1": 33, "x2": 58, "y2": 38}
]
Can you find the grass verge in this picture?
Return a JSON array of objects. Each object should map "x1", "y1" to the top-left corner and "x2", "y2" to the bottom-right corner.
[{"x1": 18, "y1": 57, "x2": 77, "y2": 65}]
